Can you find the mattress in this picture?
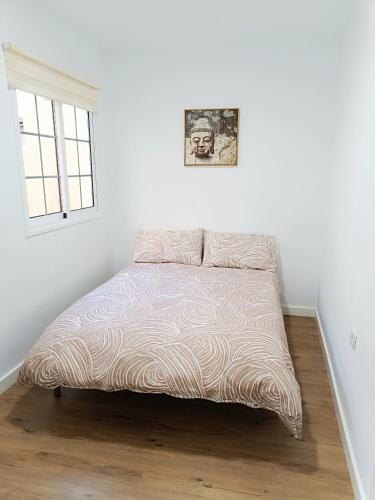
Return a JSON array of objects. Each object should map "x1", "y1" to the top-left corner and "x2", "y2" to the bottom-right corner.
[{"x1": 18, "y1": 263, "x2": 302, "y2": 438}]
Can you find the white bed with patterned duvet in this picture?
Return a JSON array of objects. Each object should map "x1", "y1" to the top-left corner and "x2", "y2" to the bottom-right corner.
[{"x1": 19, "y1": 229, "x2": 302, "y2": 438}]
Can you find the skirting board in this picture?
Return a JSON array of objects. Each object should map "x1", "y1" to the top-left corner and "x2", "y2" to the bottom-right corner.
[
  {"x1": 315, "y1": 310, "x2": 366, "y2": 500},
  {"x1": 282, "y1": 305, "x2": 315, "y2": 317},
  {"x1": 0, "y1": 362, "x2": 22, "y2": 395}
]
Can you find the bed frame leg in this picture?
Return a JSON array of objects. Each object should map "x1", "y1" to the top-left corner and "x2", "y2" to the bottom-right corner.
[
  {"x1": 53, "y1": 387, "x2": 61, "y2": 398},
  {"x1": 255, "y1": 409, "x2": 264, "y2": 424}
]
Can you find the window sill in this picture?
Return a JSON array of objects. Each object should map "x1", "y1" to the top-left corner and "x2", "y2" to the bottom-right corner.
[{"x1": 26, "y1": 212, "x2": 99, "y2": 238}]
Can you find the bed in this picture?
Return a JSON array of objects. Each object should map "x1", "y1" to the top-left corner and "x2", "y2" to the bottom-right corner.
[{"x1": 18, "y1": 256, "x2": 302, "y2": 438}]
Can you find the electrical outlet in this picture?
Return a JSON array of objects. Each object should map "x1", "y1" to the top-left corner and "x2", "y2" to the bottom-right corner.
[{"x1": 350, "y1": 329, "x2": 358, "y2": 351}]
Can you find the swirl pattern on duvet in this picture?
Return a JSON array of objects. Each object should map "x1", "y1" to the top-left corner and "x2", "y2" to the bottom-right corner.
[{"x1": 18, "y1": 263, "x2": 302, "y2": 438}]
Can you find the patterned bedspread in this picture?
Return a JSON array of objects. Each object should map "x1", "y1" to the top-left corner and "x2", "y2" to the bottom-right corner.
[{"x1": 19, "y1": 263, "x2": 302, "y2": 438}]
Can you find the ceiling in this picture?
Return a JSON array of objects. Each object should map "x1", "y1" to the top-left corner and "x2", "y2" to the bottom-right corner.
[{"x1": 35, "y1": 0, "x2": 356, "y2": 50}]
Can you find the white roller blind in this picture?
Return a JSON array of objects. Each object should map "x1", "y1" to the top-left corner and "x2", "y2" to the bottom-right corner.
[{"x1": 2, "y1": 43, "x2": 99, "y2": 112}]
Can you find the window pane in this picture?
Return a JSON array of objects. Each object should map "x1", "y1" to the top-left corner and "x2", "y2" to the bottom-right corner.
[
  {"x1": 65, "y1": 140, "x2": 79, "y2": 175},
  {"x1": 44, "y1": 178, "x2": 61, "y2": 214},
  {"x1": 76, "y1": 108, "x2": 89, "y2": 140},
  {"x1": 62, "y1": 104, "x2": 76, "y2": 138},
  {"x1": 40, "y1": 137, "x2": 58, "y2": 176},
  {"x1": 68, "y1": 177, "x2": 81, "y2": 210},
  {"x1": 78, "y1": 142, "x2": 91, "y2": 175},
  {"x1": 22, "y1": 135, "x2": 42, "y2": 176},
  {"x1": 26, "y1": 178, "x2": 45, "y2": 217},
  {"x1": 36, "y1": 96, "x2": 54, "y2": 136},
  {"x1": 16, "y1": 90, "x2": 38, "y2": 133},
  {"x1": 81, "y1": 176, "x2": 94, "y2": 208}
]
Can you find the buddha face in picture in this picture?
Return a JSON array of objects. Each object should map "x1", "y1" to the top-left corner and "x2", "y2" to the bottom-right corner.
[{"x1": 190, "y1": 118, "x2": 214, "y2": 158}]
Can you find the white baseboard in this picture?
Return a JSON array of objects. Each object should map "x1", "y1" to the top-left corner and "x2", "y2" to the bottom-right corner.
[
  {"x1": 282, "y1": 305, "x2": 316, "y2": 317},
  {"x1": 0, "y1": 362, "x2": 22, "y2": 395},
  {"x1": 315, "y1": 310, "x2": 366, "y2": 500}
]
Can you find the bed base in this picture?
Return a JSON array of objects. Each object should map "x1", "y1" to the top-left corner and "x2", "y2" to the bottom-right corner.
[
  {"x1": 255, "y1": 408, "x2": 265, "y2": 424},
  {"x1": 52, "y1": 387, "x2": 265, "y2": 424}
]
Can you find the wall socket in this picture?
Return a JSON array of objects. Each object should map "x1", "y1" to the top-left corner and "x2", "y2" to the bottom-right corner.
[{"x1": 350, "y1": 328, "x2": 358, "y2": 351}]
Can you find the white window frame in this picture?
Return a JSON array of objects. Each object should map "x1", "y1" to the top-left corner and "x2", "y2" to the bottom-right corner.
[{"x1": 10, "y1": 89, "x2": 99, "y2": 238}]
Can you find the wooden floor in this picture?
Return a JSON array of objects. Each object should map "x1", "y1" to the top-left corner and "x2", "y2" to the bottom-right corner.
[{"x1": 0, "y1": 316, "x2": 353, "y2": 499}]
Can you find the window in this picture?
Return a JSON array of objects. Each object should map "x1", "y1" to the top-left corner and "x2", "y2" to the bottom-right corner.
[
  {"x1": 14, "y1": 89, "x2": 97, "y2": 234},
  {"x1": 3, "y1": 43, "x2": 100, "y2": 235},
  {"x1": 62, "y1": 104, "x2": 94, "y2": 211},
  {"x1": 17, "y1": 91, "x2": 61, "y2": 217}
]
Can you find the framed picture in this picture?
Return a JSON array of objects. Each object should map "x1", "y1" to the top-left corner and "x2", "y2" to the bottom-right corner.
[{"x1": 184, "y1": 108, "x2": 239, "y2": 167}]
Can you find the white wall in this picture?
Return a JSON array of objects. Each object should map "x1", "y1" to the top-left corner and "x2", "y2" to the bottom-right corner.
[
  {"x1": 102, "y1": 39, "x2": 340, "y2": 309},
  {"x1": 0, "y1": 0, "x2": 114, "y2": 381},
  {"x1": 318, "y1": 1, "x2": 375, "y2": 498}
]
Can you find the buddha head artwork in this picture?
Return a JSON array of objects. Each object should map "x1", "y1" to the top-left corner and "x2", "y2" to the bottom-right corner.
[
  {"x1": 189, "y1": 118, "x2": 215, "y2": 159},
  {"x1": 184, "y1": 109, "x2": 239, "y2": 167}
]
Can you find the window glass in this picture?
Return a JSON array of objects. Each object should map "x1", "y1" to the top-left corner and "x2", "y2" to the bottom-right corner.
[
  {"x1": 76, "y1": 107, "x2": 89, "y2": 140},
  {"x1": 16, "y1": 90, "x2": 38, "y2": 134},
  {"x1": 62, "y1": 104, "x2": 76, "y2": 138},
  {"x1": 44, "y1": 178, "x2": 61, "y2": 214},
  {"x1": 65, "y1": 140, "x2": 79, "y2": 175},
  {"x1": 78, "y1": 142, "x2": 91, "y2": 175},
  {"x1": 81, "y1": 176, "x2": 94, "y2": 208},
  {"x1": 68, "y1": 177, "x2": 81, "y2": 210},
  {"x1": 40, "y1": 137, "x2": 58, "y2": 176},
  {"x1": 36, "y1": 96, "x2": 54, "y2": 136},
  {"x1": 22, "y1": 135, "x2": 42, "y2": 177},
  {"x1": 26, "y1": 178, "x2": 45, "y2": 217}
]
